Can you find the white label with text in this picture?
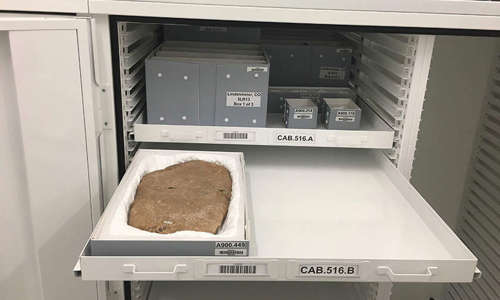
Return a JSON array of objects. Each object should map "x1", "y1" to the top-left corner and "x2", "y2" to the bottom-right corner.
[
  {"x1": 274, "y1": 133, "x2": 315, "y2": 144},
  {"x1": 335, "y1": 110, "x2": 356, "y2": 122},
  {"x1": 226, "y1": 91, "x2": 262, "y2": 107},
  {"x1": 319, "y1": 67, "x2": 346, "y2": 81},
  {"x1": 293, "y1": 108, "x2": 313, "y2": 119},
  {"x1": 214, "y1": 241, "x2": 248, "y2": 256},
  {"x1": 199, "y1": 26, "x2": 227, "y2": 32},
  {"x1": 298, "y1": 264, "x2": 359, "y2": 277},
  {"x1": 247, "y1": 66, "x2": 268, "y2": 72}
]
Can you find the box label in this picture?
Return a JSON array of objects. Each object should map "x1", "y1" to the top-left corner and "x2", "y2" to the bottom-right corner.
[
  {"x1": 319, "y1": 67, "x2": 346, "y2": 80},
  {"x1": 199, "y1": 26, "x2": 228, "y2": 32},
  {"x1": 247, "y1": 66, "x2": 268, "y2": 72},
  {"x1": 206, "y1": 263, "x2": 268, "y2": 276},
  {"x1": 336, "y1": 48, "x2": 353, "y2": 54},
  {"x1": 293, "y1": 108, "x2": 313, "y2": 120},
  {"x1": 214, "y1": 241, "x2": 249, "y2": 256},
  {"x1": 298, "y1": 264, "x2": 359, "y2": 277},
  {"x1": 226, "y1": 91, "x2": 262, "y2": 107},
  {"x1": 336, "y1": 110, "x2": 356, "y2": 122},
  {"x1": 274, "y1": 133, "x2": 315, "y2": 144},
  {"x1": 215, "y1": 248, "x2": 248, "y2": 256}
]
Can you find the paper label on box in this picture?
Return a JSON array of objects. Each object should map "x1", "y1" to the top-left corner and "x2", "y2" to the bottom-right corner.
[
  {"x1": 319, "y1": 67, "x2": 346, "y2": 80},
  {"x1": 336, "y1": 48, "x2": 353, "y2": 54},
  {"x1": 336, "y1": 110, "x2": 356, "y2": 122},
  {"x1": 199, "y1": 26, "x2": 228, "y2": 32},
  {"x1": 297, "y1": 264, "x2": 360, "y2": 277},
  {"x1": 247, "y1": 66, "x2": 268, "y2": 72},
  {"x1": 293, "y1": 108, "x2": 313, "y2": 120},
  {"x1": 226, "y1": 91, "x2": 262, "y2": 107},
  {"x1": 214, "y1": 241, "x2": 249, "y2": 256}
]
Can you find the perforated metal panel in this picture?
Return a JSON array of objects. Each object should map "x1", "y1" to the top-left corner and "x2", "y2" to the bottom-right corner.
[
  {"x1": 352, "y1": 33, "x2": 434, "y2": 176},
  {"x1": 447, "y1": 48, "x2": 500, "y2": 300},
  {"x1": 117, "y1": 22, "x2": 161, "y2": 166}
]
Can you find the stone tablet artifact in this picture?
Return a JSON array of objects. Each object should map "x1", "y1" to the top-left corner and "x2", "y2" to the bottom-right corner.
[{"x1": 128, "y1": 160, "x2": 232, "y2": 234}]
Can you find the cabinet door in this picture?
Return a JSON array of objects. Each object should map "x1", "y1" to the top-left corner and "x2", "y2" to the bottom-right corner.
[
  {"x1": 0, "y1": 14, "x2": 101, "y2": 300},
  {"x1": 0, "y1": 0, "x2": 87, "y2": 13}
]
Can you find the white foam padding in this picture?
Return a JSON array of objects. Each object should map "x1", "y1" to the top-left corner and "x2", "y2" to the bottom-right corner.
[{"x1": 95, "y1": 150, "x2": 245, "y2": 240}]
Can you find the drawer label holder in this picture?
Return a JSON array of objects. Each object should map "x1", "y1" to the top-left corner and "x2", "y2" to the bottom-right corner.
[
  {"x1": 274, "y1": 132, "x2": 316, "y2": 144},
  {"x1": 297, "y1": 264, "x2": 360, "y2": 277}
]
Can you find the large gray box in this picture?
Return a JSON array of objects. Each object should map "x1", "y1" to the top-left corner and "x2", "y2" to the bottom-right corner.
[
  {"x1": 262, "y1": 35, "x2": 353, "y2": 87},
  {"x1": 164, "y1": 25, "x2": 261, "y2": 43},
  {"x1": 310, "y1": 41, "x2": 353, "y2": 87},
  {"x1": 146, "y1": 42, "x2": 270, "y2": 127},
  {"x1": 283, "y1": 98, "x2": 318, "y2": 129},
  {"x1": 323, "y1": 98, "x2": 362, "y2": 130},
  {"x1": 262, "y1": 40, "x2": 311, "y2": 86}
]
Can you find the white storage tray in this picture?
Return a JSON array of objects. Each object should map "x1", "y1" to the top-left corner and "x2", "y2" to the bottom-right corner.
[
  {"x1": 88, "y1": 149, "x2": 249, "y2": 256},
  {"x1": 134, "y1": 100, "x2": 394, "y2": 149},
  {"x1": 147, "y1": 281, "x2": 378, "y2": 300},
  {"x1": 76, "y1": 146, "x2": 478, "y2": 283}
]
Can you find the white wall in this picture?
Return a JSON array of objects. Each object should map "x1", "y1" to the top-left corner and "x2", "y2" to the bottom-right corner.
[{"x1": 391, "y1": 35, "x2": 496, "y2": 300}]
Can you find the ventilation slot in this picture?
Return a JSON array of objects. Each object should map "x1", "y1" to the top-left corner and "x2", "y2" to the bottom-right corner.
[{"x1": 448, "y1": 48, "x2": 500, "y2": 300}]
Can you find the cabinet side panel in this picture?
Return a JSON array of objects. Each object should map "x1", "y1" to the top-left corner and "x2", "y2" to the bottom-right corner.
[
  {"x1": 0, "y1": 31, "x2": 44, "y2": 300},
  {"x1": 8, "y1": 30, "x2": 97, "y2": 300}
]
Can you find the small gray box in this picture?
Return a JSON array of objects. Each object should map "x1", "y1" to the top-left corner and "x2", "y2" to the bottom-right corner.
[
  {"x1": 283, "y1": 98, "x2": 318, "y2": 129},
  {"x1": 146, "y1": 42, "x2": 269, "y2": 127},
  {"x1": 323, "y1": 98, "x2": 361, "y2": 130},
  {"x1": 268, "y1": 86, "x2": 356, "y2": 114},
  {"x1": 310, "y1": 41, "x2": 353, "y2": 87}
]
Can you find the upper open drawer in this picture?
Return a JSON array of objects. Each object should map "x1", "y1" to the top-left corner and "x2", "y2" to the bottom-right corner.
[{"x1": 76, "y1": 146, "x2": 478, "y2": 282}]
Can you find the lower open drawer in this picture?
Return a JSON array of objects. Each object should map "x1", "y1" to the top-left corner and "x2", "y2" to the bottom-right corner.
[{"x1": 76, "y1": 146, "x2": 478, "y2": 282}]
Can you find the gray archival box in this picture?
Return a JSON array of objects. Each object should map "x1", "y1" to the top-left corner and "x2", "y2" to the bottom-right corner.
[
  {"x1": 323, "y1": 98, "x2": 362, "y2": 130},
  {"x1": 283, "y1": 98, "x2": 319, "y2": 129},
  {"x1": 145, "y1": 41, "x2": 270, "y2": 127}
]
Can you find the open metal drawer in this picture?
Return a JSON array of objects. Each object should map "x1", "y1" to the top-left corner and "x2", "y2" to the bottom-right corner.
[{"x1": 76, "y1": 146, "x2": 478, "y2": 282}]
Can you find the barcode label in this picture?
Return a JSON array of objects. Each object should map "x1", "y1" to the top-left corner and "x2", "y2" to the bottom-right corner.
[
  {"x1": 215, "y1": 249, "x2": 247, "y2": 256},
  {"x1": 215, "y1": 131, "x2": 255, "y2": 142},
  {"x1": 219, "y1": 265, "x2": 257, "y2": 274},
  {"x1": 224, "y1": 132, "x2": 248, "y2": 139},
  {"x1": 205, "y1": 263, "x2": 268, "y2": 276}
]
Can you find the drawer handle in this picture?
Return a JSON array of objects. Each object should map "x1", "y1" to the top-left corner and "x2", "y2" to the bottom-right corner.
[
  {"x1": 121, "y1": 264, "x2": 188, "y2": 275},
  {"x1": 377, "y1": 266, "x2": 438, "y2": 281}
]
